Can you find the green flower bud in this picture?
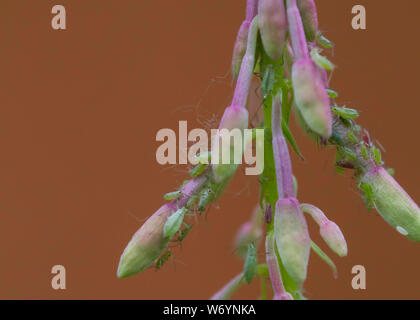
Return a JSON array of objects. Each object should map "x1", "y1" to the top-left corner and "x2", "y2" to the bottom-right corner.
[
  {"x1": 297, "y1": 0, "x2": 319, "y2": 42},
  {"x1": 117, "y1": 204, "x2": 173, "y2": 278},
  {"x1": 292, "y1": 58, "x2": 332, "y2": 138},
  {"x1": 212, "y1": 105, "x2": 249, "y2": 183},
  {"x1": 361, "y1": 166, "x2": 420, "y2": 242},
  {"x1": 258, "y1": 0, "x2": 287, "y2": 61},
  {"x1": 320, "y1": 221, "x2": 348, "y2": 257},
  {"x1": 274, "y1": 198, "x2": 311, "y2": 285}
]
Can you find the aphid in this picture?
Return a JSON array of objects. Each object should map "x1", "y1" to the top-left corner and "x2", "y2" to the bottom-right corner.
[
  {"x1": 332, "y1": 106, "x2": 359, "y2": 119},
  {"x1": 198, "y1": 188, "x2": 215, "y2": 212},
  {"x1": 176, "y1": 223, "x2": 192, "y2": 242},
  {"x1": 163, "y1": 207, "x2": 188, "y2": 239},
  {"x1": 326, "y1": 89, "x2": 338, "y2": 99},
  {"x1": 387, "y1": 168, "x2": 395, "y2": 176},
  {"x1": 360, "y1": 182, "x2": 374, "y2": 210},
  {"x1": 155, "y1": 251, "x2": 171, "y2": 270},
  {"x1": 346, "y1": 130, "x2": 358, "y2": 144},
  {"x1": 243, "y1": 243, "x2": 257, "y2": 284},
  {"x1": 163, "y1": 191, "x2": 182, "y2": 201},
  {"x1": 336, "y1": 161, "x2": 355, "y2": 169},
  {"x1": 371, "y1": 145, "x2": 384, "y2": 166},
  {"x1": 317, "y1": 32, "x2": 334, "y2": 49},
  {"x1": 190, "y1": 163, "x2": 207, "y2": 178},
  {"x1": 261, "y1": 64, "x2": 276, "y2": 99},
  {"x1": 338, "y1": 146, "x2": 357, "y2": 162},
  {"x1": 310, "y1": 48, "x2": 335, "y2": 71},
  {"x1": 194, "y1": 152, "x2": 211, "y2": 165},
  {"x1": 359, "y1": 142, "x2": 369, "y2": 160},
  {"x1": 361, "y1": 129, "x2": 371, "y2": 146},
  {"x1": 264, "y1": 204, "x2": 273, "y2": 224}
]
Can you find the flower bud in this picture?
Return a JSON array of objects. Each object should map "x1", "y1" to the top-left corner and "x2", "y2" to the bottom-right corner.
[
  {"x1": 274, "y1": 198, "x2": 311, "y2": 285},
  {"x1": 361, "y1": 166, "x2": 420, "y2": 242},
  {"x1": 232, "y1": 21, "x2": 250, "y2": 80},
  {"x1": 297, "y1": 0, "x2": 319, "y2": 42},
  {"x1": 258, "y1": 0, "x2": 287, "y2": 61},
  {"x1": 212, "y1": 105, "x2": 249, "y2": 183},
  {"x1": 117, "y1": 204, "x2": 173, "y2": 278},
  {"x1": 292, "y1": 58, "x2": 332, "y2": 138},
  {"x1": 320, "y1": 221, "x2": 348, "y2": 257},
  {"x1": 234, "y1": 206, "x2": 263, "y2": 257}
]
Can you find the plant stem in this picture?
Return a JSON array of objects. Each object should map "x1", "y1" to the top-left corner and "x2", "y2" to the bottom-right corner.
[{"x1": 271, "y1": 93, "x2": 294, "y2": 199}]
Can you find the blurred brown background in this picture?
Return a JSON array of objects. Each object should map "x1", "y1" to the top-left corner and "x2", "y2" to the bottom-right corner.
[{"x1": 0, "y1": 0, "x2": 419, "y2": 299}]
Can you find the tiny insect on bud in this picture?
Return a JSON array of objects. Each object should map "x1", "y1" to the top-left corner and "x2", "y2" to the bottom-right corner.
[
  {"x1": 232, "y1": 21, "x2": 250, "y2": 80},
  {"x1": 117, "y1": 204, "x2": 173, "y2": 278},
  {"x1": 361, "y1": 166, "x2": 420, "y2": 242},
  {"x1": 297, "y1": 0, "x2": 319, "y2": 42},
  {"x1": 274, "y1": 197, "x2": 311, "y2": 286},
  {"x1": 292, "y1": 58, "x2": 332, "y2": 138},
  {"x1": 258, "y1": 0, "x2": 288, "y2": 61}
]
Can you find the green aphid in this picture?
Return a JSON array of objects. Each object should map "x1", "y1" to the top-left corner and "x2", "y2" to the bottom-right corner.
[
  {"x1": 338, "y1": 146, "x2": 357, "y2": 162},
  {"x1": 329, "y1": 131, "x2": 343, "y2": 145},
  {"x1": 261, "y1": 65, "x2": 276, "y2": 98},
  {"x1": 190, "y1": 163, "x2": 207, "y2": 178},
  {"x1": 186, "y1": 194, "x2": 199, "y2": 210},
  {"x1": 163, "y1": 207, "x2": 188, "y2": 239},
  {"x1": 360, "y1": 182, "x2": 374, "y2": 209},
  {"x1": 177, "y1": 223, "x2": 192, "y2": 242},
  {"x1": 360, "y1": 142, "x2": 369, "y2": 160},
  {"x1": 332, "y1": 106, "x2": 359, "y2": 119},
  {"x1": 317, "y1": 32, "x2": 334, "y2": 49},
  {"x1": 194, "y1": 152, "x2": 211, "y2": 165},
  {"x1": 163, "y1": 191, "x2": 182, "y2": 201},
  {"x1": 243, "y1": 243, "x2": 257, "y2": 284},
  {"x1": 371, "y1": 146, "x2": 384, "y2": 166},
  {"x1": 198, "y1": 188, "x2": 214, "y2": 212},
  {"x1": 326, "y1": 89, "x2": 339, "y2": 99},
  {"x1": 155, "y1": 251, "x2": 171, "y2": 270},
  {"x1": 387, "y1": 168, "x2": 395, "y2": 176},
  {"x1": 346, "y1": 130, "x2": 358, "y2": 143},
  {"x1": 353, "y1": 125, "x2": 362, "y2": 133},
  {"x1": 310, "y1": 48, "x2": 335, "y2": 71}
]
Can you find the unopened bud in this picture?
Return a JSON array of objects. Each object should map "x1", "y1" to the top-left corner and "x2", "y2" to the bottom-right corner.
[
  {"x1": 361, "y1": 166, "x2": 420, "y2": 242},
  {"x1": 274, "y1": 198, "x2": 311, "y2": 285},
  {"x1": 212, "y1": 105, "x2": 249, "y2": 183},
  {"x1": 297, "y1": 0, "x2": 319, "y2": 42},
  {"x1": 292, "y1": 58, "x2": 332, "y2": 138},
  {"x1": 234, "y1": 206, "x2": 263, "y2": 257},
  {"x1": 117, "y1": 204, "x2": 173, "y2": 278},
  {"x1": 231, "y1": 21, "x2": 250, "y2": 80},
  {"x1": 258, "y1": 0, "x2": 287, "y2": 61},
  {"x1": 320, "y1": 221, "x2": 348, "y2": 257}
]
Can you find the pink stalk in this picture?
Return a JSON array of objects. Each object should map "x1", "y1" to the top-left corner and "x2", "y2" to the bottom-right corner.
[
  {"x1": 265, "y1": 233, "x2": 293, "y2": 300},
  {"x1": 286, "y1": 0, "x2": 309, "y2": 60},
  {"x1": 232, "y1": 16, "x2": 259, "y2": 109},
  {"x1": 246, "y1": 0, "x2": 258, "y2": 21},
  {"x1": 271, "y1": 93, "x2": 294, "y2": 199}
]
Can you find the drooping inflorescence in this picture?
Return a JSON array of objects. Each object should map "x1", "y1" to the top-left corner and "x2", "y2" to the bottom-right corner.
[{"x1": 117, "y1": 0, "x2": 420, "y2": 300}]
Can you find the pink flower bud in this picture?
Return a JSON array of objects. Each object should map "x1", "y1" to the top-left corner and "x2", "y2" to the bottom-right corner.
[
  {"x1": 231, "y1": 21, "x2": 250, "y2": 80},
  {"x1": 320, "y1": 221, "x2": 348, "y2": 257},
  {"x1": 234, "y1": 206, "x2": 263, "y2": 257},
  {"x1": 212, "y1": 105, "x2": 249, "y2": 183},
  {"x1": 361, "y1": 166, "x2": 420, "y2": 242},
  {"x1": 292, "y1": 58, "x2": 332, "y2": 138},
  {"x1": 258, "y1": 0, "x2": 288, "y2": 61},
  {"x1": 117, "y1": 204, "x2": 173, "y2": 278},
  {"x1": 297, "y1": 0, "x2": 319, "y2": 42},
  {"x1": 274, "y1": 197, "x2": 311, "y2": 285}
]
